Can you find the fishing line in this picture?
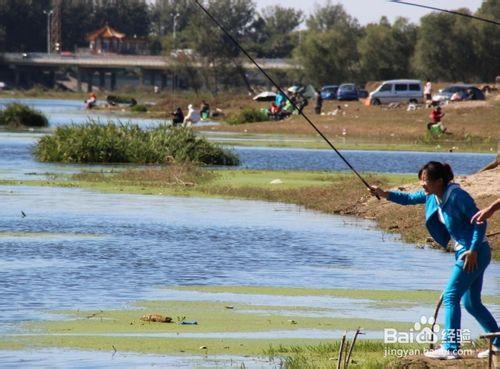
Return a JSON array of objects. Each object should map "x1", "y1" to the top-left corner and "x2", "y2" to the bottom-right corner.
[
  {"x1": 390, "y1": 1, "x2": 500, "y2": 26},
  {"x1": 193, "y1": 0, "x2": 378, "y2": 197}
]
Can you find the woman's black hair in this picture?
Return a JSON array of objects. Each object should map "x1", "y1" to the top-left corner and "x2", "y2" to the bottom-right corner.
[{"x1": 418, "y1": 161, "x2": 454, "y2": 185}]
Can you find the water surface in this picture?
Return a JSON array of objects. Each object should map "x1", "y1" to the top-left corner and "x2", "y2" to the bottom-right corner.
[
  {"x1": 0, "y1": 133, "x2": 494, "y2": 181},
  {"x1": 0, "y1": 98, "x2": 218, "y2": 128},
  {"x1": 1, "y1": 186, "x2": 497, "y2": 325}
]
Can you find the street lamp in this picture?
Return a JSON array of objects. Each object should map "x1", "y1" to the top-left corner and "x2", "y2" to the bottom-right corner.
[
  {"x1": 43, "y1": 9, "x2": 54, "y2": 55},
  {"x1": 171, "y1": 13, "x2": 180, "y2": 110},
  {"x1": 172, "y1": 12, "x2": 180, "y2": 51}
]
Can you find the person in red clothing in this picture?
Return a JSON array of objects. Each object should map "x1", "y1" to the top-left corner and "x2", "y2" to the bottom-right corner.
[
  {"x1": 427, "y1": 106, "x2": 449, "y2": 134},
  {"x1": 430, "y1": 106, "x2": 445, "y2": 123}
]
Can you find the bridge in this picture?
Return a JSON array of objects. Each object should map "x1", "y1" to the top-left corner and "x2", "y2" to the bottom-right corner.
[{"x1": 0, "y1": 53, "x2": 298, "y2": 91}]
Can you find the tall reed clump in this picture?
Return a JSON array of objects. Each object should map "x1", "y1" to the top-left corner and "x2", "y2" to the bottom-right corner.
[
  {"x1": 226, "y1": 107, "x2": 268, "y2": 125},
  {"x1": 0, "y1": 103, "x2": 48, "y2": 127},
  {"x1": 34, "y1": 121, "x2": 239, "y2": 166}
]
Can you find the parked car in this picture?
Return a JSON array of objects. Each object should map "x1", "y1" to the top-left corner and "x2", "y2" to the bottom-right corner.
[
  {"x1": 433, "y1": 85, "x2": 485, "y2": 102},
  {"x1": 369, "y1": 79, "x2": 423, "y2": 105},
  {"x1": 320, "y1": 85, "x2": 339, "y2": 100},
  {"x1": 337, "y1": 83, "x2": 359, "y2": 101},
  {"x1": 358, "y1": 89, "x2": 369, "y2": 99}
]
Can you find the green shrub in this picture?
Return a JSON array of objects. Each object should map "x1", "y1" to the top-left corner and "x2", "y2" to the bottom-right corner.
[
  {"x1": 130, "y1": 104, "x2": 148, "y2": 113},
  {"x1": 226, "y1": 107, "x2": 268, "y2": 125},
  {"x1": 34, "y1": 121, "x2": 239, "y2": 166},
  {"x1": 106, "y1": 95, "x2": 137, "y2": 105},
  {"x1": 0, "y1": 103, "x2": 48, "y2": 127}
]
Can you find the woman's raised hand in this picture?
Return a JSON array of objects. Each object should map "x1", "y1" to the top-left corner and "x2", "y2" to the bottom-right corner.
[{"x1": 369, "y1": 186, "x2": 389, "y2": 199}]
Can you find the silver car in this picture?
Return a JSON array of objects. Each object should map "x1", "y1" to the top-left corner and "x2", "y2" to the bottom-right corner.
[{"x1": 369, "y1": 79, "x2": 423, "y2": 105}]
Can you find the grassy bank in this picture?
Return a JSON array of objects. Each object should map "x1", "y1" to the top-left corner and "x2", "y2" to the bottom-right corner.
[{"x1": 199, "y1": 99, "x2": 499, "y2": 153}]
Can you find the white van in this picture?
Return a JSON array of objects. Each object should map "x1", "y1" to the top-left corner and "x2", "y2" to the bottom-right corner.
[{"x1": 369, "y1": 79, "x2": 423, "y2": 105}]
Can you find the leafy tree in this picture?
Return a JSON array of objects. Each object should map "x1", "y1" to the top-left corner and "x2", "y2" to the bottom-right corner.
[
  {"x1": 185, "y1": 0, "x2": 257, "y2": 92},
  {"x1": 150, "y1": 0, "x2": 193, "y2": 37},
  {"x1": 92, "y1": 0, "x2": 151, "y2": 37},
  {"x1": 474, "y1": 0, "x2": 500, "y2": 81},
  {"x1": 296, "y1": 2, "x2": 361, "y2": 86},
  {"x1": 60, "y1": 0, "x2": 96, "y2": 50},
  {"x1": 358, "y1": 17, "x2": 417, "y2": 81},
  {"x1": 0, "y1": 0, "x2": 50, "y2": 51},
  {"x1": 306, "y1": 0, "x2": 359, "y2": 32},
  {"x1": 250, "y1": 6, "x2": 303, "y2": 58},
  {"x1": 296, "y1": 27, "x2": 361, "y2": 86},
  {"x1": 413, "y1": 9, "x2": 479, "y2": 81}
]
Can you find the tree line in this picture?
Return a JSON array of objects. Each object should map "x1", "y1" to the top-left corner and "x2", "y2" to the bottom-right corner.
[{"x1": 0, "y1": 0, "x2": 498, "y2": 85}]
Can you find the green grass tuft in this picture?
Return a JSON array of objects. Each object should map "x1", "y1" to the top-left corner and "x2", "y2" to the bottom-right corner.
[
  {"x1": 0, "y1": 103, "x2": 48, "y2": 127},
  {"x1": 226, "y1": 107, "x2": 268, "y2": 125},
  {"x1": 33, "y1": 121, "x2": 239, "y2": 165}
]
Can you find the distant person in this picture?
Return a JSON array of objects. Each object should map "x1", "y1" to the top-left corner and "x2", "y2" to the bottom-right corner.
[
  {"x1": 464, "y1": 88, "x2": 476, "y2": 101},
  {"x1": 332, "y1": 105, "x2": 342, "y2": 116},
  {"x1": 471, "y1": 199, "x2": 500, "y2": 224},
  {"x1": 424, "y1": 80, "x2": 432, "y2": 102},
  {"x1": 200, "y1": 100, "x2": 210, "y2": 120},
  {"x1": 427, "y1": 106, "x2": 449, "y2": 134},
  {"x1": 269, "y1": 102, "x2": 282, "y2": 120},
  {"x1": 315, "y1": 89, "x2": 323, "y2": 115},
  {"x1": 171, "y1": 107, "x2": 184, "y2": 127},
  {"x1": 296, "y1": 93, "x2": 308, "y2": 113},
  {"x1": 85, "y1": 92, "x2": 97, "y2": 109},
  {"x1": 183, "y1": 104, "x2": 200, "y2": 127},
  {"x1": 275, "y1": 91, "x2": 286, "y2": 108},
  {"x1": 450, "y1": 91, "x2": 463, "y2": 101},
  {"x1": 283, "y1": 99, "x2": 294, "y2": 115}
]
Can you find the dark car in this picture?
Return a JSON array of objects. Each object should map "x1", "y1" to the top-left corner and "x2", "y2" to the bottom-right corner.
[
  {"x1": 433, "y1": 85, "x2": 485, "y2": 102},
  {"x1": 358, "y1": 89, "x2": 369, "y2": 99},
  {"x1": 320, "y1": 85, "x2": 339, "y2": 100},
  {"x1": 337, "y1": 83, "x2": 359, "y2": 101}
]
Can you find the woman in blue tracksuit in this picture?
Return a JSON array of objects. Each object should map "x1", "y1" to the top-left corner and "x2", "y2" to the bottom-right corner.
[{"x1": 370, "y1": 161, "x2": 498, "y2": 360}]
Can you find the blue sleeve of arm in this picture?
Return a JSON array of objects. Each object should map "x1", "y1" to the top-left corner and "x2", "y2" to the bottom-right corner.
[
  {"x1": 387, "y1": 190, "x2": 427, "y2": 205},
  {"x1": 457, "y1": 191, "x2": 486, "y2": 252}
]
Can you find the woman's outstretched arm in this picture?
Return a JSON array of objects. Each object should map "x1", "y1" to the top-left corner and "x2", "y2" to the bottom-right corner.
[{"x1": 370, "y1": 186, "x2": 426, "y2": 205}]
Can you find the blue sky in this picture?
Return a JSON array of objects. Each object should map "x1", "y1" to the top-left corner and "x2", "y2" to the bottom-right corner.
[{"x1": 254, "y1": 0, "x2": 483, "y2": 25}]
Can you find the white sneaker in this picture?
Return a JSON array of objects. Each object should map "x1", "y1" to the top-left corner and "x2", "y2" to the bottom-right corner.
[
  {"x1": 478, "y1": 346, "x2": 499, "y2": 359},
  {"x1": 424, "y1": 346, "x2": 459, "y2": 360}
]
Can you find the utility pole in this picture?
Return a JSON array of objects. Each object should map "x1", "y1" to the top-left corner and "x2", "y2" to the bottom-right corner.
[
  {"x1": 43, "y1": 10, "x2": 54, "y2": 54},
  {"x1": 172, "y1": 13, "x2": 180, "y2": 51},
  {"x1": 171, "y1": 12, "x2": 180, "y2": 110},
  {"x1": 50, "y1": 0, "x2": 62, "y2": 53}
]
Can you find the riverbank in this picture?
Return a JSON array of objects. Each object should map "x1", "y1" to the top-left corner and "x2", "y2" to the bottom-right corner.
[
  {"x1": 2, "y1": 90, "x2": 499, "y2": 153},
  {"x1": 2, "y1": 167, "x2": 498, "y2": 260}
]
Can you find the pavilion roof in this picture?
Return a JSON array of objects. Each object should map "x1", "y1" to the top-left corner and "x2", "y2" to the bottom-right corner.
[{"x1": 87, "y1": 25, "x2": 126, "y2": 41}]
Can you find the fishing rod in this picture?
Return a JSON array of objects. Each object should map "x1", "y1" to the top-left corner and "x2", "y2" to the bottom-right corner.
[
  {"x1": 390, "y1": 1, "x2": 500, "y2": 26},
  {"x1": 193, "y1": 0, "x2": 378, "y2": 198}
]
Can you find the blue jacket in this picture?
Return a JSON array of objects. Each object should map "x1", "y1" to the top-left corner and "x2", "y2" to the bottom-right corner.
[{"x1": 387, "y1": 184, "x2": 487, "y2": 254}]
